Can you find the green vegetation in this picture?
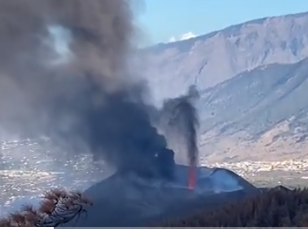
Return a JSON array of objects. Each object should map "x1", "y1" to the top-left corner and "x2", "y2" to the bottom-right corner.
[{"x1": 162, "y1": 187, "x2": 308, "y2": 227}]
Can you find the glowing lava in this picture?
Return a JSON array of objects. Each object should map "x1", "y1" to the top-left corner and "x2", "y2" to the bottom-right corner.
[{"x1": 188, "y1": 165, "x2": 196, "y2": 190}]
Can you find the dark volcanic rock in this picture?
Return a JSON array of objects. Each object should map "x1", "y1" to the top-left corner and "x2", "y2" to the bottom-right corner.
[{"x1": 65, "y1": 165, "x2": 259, "y2": 227}]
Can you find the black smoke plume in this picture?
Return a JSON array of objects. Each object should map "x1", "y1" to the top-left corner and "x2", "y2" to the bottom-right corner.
[
  {"x1": 0, "y1": 0, "x2": 175, "y2": 179},
  {"x1": 159, "y1": 85, "x2": 200, "y2": 168}
]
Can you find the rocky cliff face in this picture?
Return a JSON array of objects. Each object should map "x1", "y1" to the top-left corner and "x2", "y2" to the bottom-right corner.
[{"x1": 143, "y1": 12, "x2": 308, "y2": 102}]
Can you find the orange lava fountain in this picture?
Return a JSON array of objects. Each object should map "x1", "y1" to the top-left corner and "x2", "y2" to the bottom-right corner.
[{"x1": 188, "y1": 165, "x2": 196, "y2": 190}]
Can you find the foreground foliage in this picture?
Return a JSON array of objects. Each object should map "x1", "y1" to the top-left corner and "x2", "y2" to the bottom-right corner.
[
  {"x1": 0, "y1": 189, "x2": 92, "y2": 227},
  {"x1": 3, "y1": 185, "x2": 308, "y2": 227},
  {"x1": 163, "y1": 186, "x2": 308, "y2": 227}
]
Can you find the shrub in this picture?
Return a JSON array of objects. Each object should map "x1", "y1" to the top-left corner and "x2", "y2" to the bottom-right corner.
[{"x1": 0, "y1": 188, "x2": 92, "y2": 227}]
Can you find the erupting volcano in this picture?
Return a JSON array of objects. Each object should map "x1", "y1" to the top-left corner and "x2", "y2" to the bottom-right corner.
[
  {"x1": 159, "y1": 84, "x2": 200, "y2": 190},
  {"x1": 0, "y1": 0, "x2": 260, "y2": 226}
]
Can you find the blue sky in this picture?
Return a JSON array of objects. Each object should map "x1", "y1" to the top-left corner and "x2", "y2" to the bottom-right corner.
[{"x1": 137, "y1": 0, "x2": 308, "y2": 45}]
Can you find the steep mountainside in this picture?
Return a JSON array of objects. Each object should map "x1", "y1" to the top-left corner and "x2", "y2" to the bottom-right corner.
[
  {"x1": 143, "y1": 12, "x2": 308, "y2": 102},
  {"x1": 138, "y1": 11, "x2": 308, "y2": 163},
  {"x1": 198, "y1": 58, "x2": 308, "y2": 163}
]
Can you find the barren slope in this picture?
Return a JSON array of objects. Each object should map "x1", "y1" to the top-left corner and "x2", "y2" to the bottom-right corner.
[
  {"x1": 143, "y1": 11, "x2": 308, "y2": 102},
  {"x1": 198, "y1": 58, "x2": 308, "y2": 162}
]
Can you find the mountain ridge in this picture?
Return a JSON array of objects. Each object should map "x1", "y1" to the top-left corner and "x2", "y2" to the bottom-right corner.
[
  {"x1": 141, "y1": 11, "x2": 308, "y2": 163},
  {"x1": 151, "y1": 10, "x2": 308, "y2": 49},
  {"x1": 143, "y1": 11, "x2": 308, "y2": 103}
]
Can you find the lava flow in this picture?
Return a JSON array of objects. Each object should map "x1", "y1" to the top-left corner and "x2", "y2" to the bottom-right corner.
[{"x1": 188, "y1": 165, "x2": 196, "y2": 190}]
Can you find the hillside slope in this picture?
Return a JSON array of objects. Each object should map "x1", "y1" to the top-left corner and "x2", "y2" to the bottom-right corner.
[
  {"x1": 198, "y1": 58, "x2": 308, "y2": 163},
  {"x1": 143, "y1": 11, "x2": 308, "y2": 102}
]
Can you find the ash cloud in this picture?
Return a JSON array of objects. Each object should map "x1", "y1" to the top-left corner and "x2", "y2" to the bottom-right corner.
[
  {"x1": 159, "y1": 85, "x2": 200, "y2": 168},
  {"x1": 0, "y1": 0, "x2": 175, "y2": 179}
]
